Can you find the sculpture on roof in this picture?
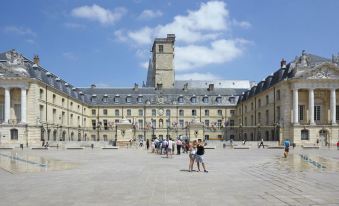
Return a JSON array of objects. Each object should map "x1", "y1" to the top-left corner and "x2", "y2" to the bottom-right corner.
[{"x1": 0, "y1": 50, "x2": 29, "y2": 77}]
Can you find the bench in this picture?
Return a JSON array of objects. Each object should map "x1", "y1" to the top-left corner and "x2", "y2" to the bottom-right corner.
[
  {"x1": 204, "y1": 146, "x2": 216, "y2": 149},
  {"x1": 233, "y1": 146, "x2": 250, "y2": 149},
  {"x1": 267, "y1": 146, "x2": 284, "y2": 149},
  {"x1": 66, "y1": 147, "x2": 84, "y2": 150},
  {"x1": 302, "y1": 145, "x2": 320, "y2": 149},
  {"x1": 31, "y1": 147, "x2": 48, "y2": 150},
  {"x1": 0, "y1": 147, "x2": 14, "y2": 150},
  {"x1": 101, "y1": 146, "x2": 119, "y2": 149}
]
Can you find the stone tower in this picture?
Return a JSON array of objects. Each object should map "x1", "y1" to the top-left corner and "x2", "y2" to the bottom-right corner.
[{"x1": 146, "y1": 34, "x2": 175, "y2": 89}]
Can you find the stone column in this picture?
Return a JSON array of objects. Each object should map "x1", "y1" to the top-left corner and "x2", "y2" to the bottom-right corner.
[
  {"x1": 4, "y1": 87, "x2": 10, "y2": 124},
  {"x1": 21, "y1": 88, "x2": 27, "y2": 123},
  {"x1": 330, "y1": 88, "x2": 336, "y2": 125},
  {"x1": 309, "y1": 89, "x2": 315, "y2": 125},
  {"x1": 293, "y1": 89, "x2": 299, "y2": 125}
]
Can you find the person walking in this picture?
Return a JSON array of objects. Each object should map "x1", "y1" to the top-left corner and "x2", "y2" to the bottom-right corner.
[
  {"x1": 336, "y1": 140, "x2": 339, "y2": 150},
  {"x1": 167, "y1": 138, "x2": 173, "y2": 158},
  {"x1": 146, "y1": 139, "x2": 150, "y2": 150},
  {"x1": 176, "y1": 139, "x2": 182, "y2": 155},
  {"x1": 188, "y1": 140, "x2": 197, "y2": 172},
  {"x1": 283, "y1": 139, "x2": 290, "y2": 158},
  {"x1": 196, "y1": 139, "x2": 208, "y2": 173},
  {"x1": 258, "y1": 138, "x2": 265, "y2": 148}
]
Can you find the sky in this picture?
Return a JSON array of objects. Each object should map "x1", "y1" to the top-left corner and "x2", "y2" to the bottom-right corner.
[{"x1": 1, "y1": 0, "x2": 339, "y2": 87}]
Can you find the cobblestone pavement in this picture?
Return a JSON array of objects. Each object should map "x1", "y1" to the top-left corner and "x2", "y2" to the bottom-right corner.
[{"x1": 0, "y1": 147, "x2": 338, "y2": 206}]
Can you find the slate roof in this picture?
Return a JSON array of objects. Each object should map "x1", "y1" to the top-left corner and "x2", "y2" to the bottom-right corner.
[
  {"x1": 237, "y1": 52, "x2": 334, "y2": 104},
  {"x1": 0, "y1": 50, "x2": 245, "y2": 106}
]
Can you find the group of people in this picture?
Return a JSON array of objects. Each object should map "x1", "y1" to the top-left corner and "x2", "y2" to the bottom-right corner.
[{"x1": 146, "y1": 136, "x2": 208, "y2": 173}]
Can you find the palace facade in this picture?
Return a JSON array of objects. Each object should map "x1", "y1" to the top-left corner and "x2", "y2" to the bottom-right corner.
[
  {"x1": 0, "y1": 34, "x2": 338, "y2": 147},
  {"x1": 0, "y1": 34, "x2": 250, "y2": 146}
]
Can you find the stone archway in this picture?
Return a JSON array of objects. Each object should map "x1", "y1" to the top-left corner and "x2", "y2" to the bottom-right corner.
[{"x1": 319, "y1": 129, "x2": 328, "y2": 146}]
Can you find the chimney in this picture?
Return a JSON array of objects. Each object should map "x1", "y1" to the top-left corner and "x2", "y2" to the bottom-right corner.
[
  {"x1": 91, "y1": 84, "x2": 96, "y2": 89},
  {"x1": 33, "y1": 55, "x2": 40, "y2": 65},
  {"x1": 167, "y1": 34, "x2": 175, "y2": 41},
  {"x1": 134, "y1": 83, "x2": 139, "y2": 91},
  {"x1": 208, "y1": 84, "x2": 214, "y2": 91},
  {"x1": 280, "y1": 58, "x2": 286, "y2": 69}
]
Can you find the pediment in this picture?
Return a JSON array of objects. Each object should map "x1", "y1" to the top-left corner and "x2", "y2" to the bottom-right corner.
[{"x1": 295, "y1": 63, "x2": 339, "y2": 80}]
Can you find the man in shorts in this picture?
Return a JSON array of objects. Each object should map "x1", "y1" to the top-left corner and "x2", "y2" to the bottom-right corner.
[
  {"x1": 196, "y1": 139, "x2": 208, "y2": 173},
  {"x1": 283, "y1": 139, "x2": 290, "y2": 158}
]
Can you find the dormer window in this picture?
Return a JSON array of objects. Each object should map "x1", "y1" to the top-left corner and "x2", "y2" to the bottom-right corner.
[
  {"x1": 137, "y1": 95, "x2": 143, "y2": 103},
  {"x1": 103, "y1": 94, "x2": 108, "y2": 103},
  {"x1": 203, "y1": 96, "x2": 209, "y2": 103},
  {"x1": 229, "y1": 97, "x2": 235, "y2": 104},
  {"x1": 91, "y1": 94, "x2": 97, "y2": 103},
  {"x1": 126, "y1": 96, "x2": 132, "y2": 103},
  {"x1": 216, "y1": 96, "x2": 222, "y2": 104},
  {"x1": 178, "y1": 96, "x2": 184, "y2": 103},
  {"x1": 191, "y1": 96, "x2": 197, "y2": 104},
  {"x1": 114, "y1": 95, "x2": 119, "y2": 103}
]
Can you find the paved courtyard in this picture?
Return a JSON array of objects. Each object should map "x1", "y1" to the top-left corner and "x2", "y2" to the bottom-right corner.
[{"x1": 0, "y1": 146, "x2": 339, "y2": 206}]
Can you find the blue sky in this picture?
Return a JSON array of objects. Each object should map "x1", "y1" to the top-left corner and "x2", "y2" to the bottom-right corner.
[{"x1": 1, "y1": 0, "x2": 339, "y2": 87}]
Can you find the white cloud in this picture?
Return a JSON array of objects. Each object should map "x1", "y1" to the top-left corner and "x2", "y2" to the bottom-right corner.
[
  {"x1": 95, "y1": 83, "x2": 112, "y2": 87},
  {"x1": 176, "y1": 72, "x2": 221, "y2": 80},
  {"x1": 114, "y1": 30, "x2": 128, "y2": 42},
  {"x1": 71, "y1": 4, "x2": 127, "y2": 25},
  {"x1": 116, "y1": 1, "x2": 251, "y2": 72},
  {"x1": 140, "y1": 61, "x2": 149, "y2": 69},
  {"x1": 3, "y1": 26, "x2": 36, "y2": 37},
  {"x1": 175, "y1": 39, "x2": 248, "y2": 70},
  {"x1": 138, "y1": 9, "x2": 163, "y2": 19},
  {"x1": 232, "y1": 19, "x2": 251, "y2": 29},
  {"x1": 127, "y1": 27, "x2": 153, "y2": 45}
]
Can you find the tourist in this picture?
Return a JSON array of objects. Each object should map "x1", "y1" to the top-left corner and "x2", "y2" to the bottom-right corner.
[
  {"x1": 162, "y1": 139, "x2": 168, "y2": 155},
  {"x1": 337, "y1": 141, "x2": 339, "y2": 150},
  {"x1": 283, "y1": 139, "x2": 290, "y2": 158},
  {"x1": 196, "y1": 139, "x2": 208, "y2": 173},
  {"x1": 172, "y1": 140, "x2": 175, "y2": 154},
  {"x1": 176, "y1": 138, "x2": 182, "y2": 155},
  {"x1": 146, "y1": 139, "x2": 150, "y2": 150},
  {"x1": 258, "y1": 138, "x2": 264, "y2": 148},
  {"x1": 167, "y1": 138, "x2": 173, "y2": 158},
  {"x1": 188, "y1": 140, "x2": 197, "y2": 172},
  {"x1": 151, "y1": 140, "x2": 155, "y2": 153}
]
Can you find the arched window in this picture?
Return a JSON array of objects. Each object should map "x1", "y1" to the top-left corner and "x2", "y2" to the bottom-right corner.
[
  {"x1": 202, "y1": 96, "x2": 209, "y2": 103},
  {"x1": 61, "y1": 131, "x2": 66, "y2": 141},
  {"x1": 191, "y1": 96, "x2": 197, "y2": 103},
  {"x1": 301, "y1": 129, "x2": 309, "y2": 140},
  {"x1": 10, "y1": 128, "x2": 18, "y2": 140},
  {"x1": 41, "y1": 128, "x2": 45, "y2": 141},
  {"x1": 78, "y1": 133, "x2": 81, "y2": 141},
  {"x1": 216, "y1": 96, "x2": 222, "y2": 104},
  {"x1": 70, "y1": 132, "x2": 74, "y2": 141}
]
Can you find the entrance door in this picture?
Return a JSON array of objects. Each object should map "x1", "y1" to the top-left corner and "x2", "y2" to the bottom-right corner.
[{"x1": 319, "y1": 130, "x2": 328, "y2": 146}]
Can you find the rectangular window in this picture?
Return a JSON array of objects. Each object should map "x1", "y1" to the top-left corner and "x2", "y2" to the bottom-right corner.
[
  {"x1": 115, "y1": 109, "x2": 119, "y2": 116},
  {"x1": 276, "y1": 90, "x2": 281, "y2": 101},
  {"x1": 230, "y1": 120, "x2": 234, "y2": 126},
  {"x1": 192, "y1": 109, "x2": 197, "y2": 116},
  {"x1": 152, "y1": 109, "x2": 156, "y2": 117},
  {"x1": 166, "y1": 119, "x2": 170, "y2": 127},
  {"x1": 217, "y1": 110, "x2": 222, "y2": 116},
  {"x1": 204, "y1": 110, "x2": 209, "y2": 116},
  {"x1": 166, "y1": 110, "x2": 171, "y2": 117},
  {"x1": 179, "y1": 120, "x2": 184, "y2": 128},
  {"x1": 251, "y1": 115, "x2": 254, "y2": 126},
  {"x1": 0, "y1": 104, "x2": 4, "y2": 122},
  {"x1": 258, "y1": 112, "x2": 261, "y2": 124},
  {"x1": 39, "y1": 89, "x2": 44, "y2": 99},
  {"x1": 53, "y1": 109, "x2": 56, "y2": 123},
  {"x1": 258, "y1": 99, "x2": 261, "y2": 107},
  {"x1": 92, "y1": 109, "x2": 96, "y2": 115},
  {"x1": 276, "y1": 106, "x2": 281, "y2": 122},
  {"x1": 62, "y1": 98, "x2": 65, "y2": 107},
  {"x1": 205, "y1": 120, "x2": 210, "y2": 127},
  {"x1": 127, "y1": 109, "x2": 131, "y2": 116},
  {"x1": 103, "y1": 109, "x2": 108, "y2": 115},
  {"x1": 138, "y1": 109, "x2": 143, "y2": 116},
  {"x1": 70, "y1": 114, "x2": 73, "y2": 126},
  {"x1": 179, "y1": 110, "x2": 184, "y2": 116},
  {"x1": 217, "y1": 120, "x2": 222, "y2": 128},
  {"x1": 151, "y1": 119, "x2": 156, "y2": 128},
  {"x1": 314, "y1": 105, "x2": 321, "y2": 121},
  {"x1": 230, "y1": 110, "x2": 235, "y2": 116},
  {"x1": 299, "y1": 105, "x2": 305, "y2": 121},
  {"x1": 265, "y1": 110, "x2": 269, "y2": 125},
  {"x1": 159, "y1": 45, "x2": 163, "y2": 53},
  {"x1": 52, "y1": 94, "x2": 56, "y2": 104},
  {"x1": 103, "y1": 120, "x2": 108, "y2": 130},
  {"x1": 92, "y1": 120, "x2": 96, "y2": 130},
  {"x1": 138, "y1": 119, "x2": 143, "y2": 129},
  {"x1": 62, "y1": 111, "x2": 65, "y2": 124},
  {"x1": 266, "y1": 95, "x2": 269, "y2": 105}
]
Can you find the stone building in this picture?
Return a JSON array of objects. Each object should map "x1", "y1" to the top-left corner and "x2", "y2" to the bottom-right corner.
[
  {"x1": 236, "y1": 51, "x2": 339, "y2": 146},
  {"x1": 0, "y1": 34, "x2": 250, "y2": 146}
]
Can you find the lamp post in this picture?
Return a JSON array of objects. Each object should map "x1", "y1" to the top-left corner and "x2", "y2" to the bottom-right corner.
[
  {"x1": 257, "y1": 123, "x2": 261, "y2": 142},
  {"x1": 239, "y1": 123, "x2": 242, "y2": 141}
]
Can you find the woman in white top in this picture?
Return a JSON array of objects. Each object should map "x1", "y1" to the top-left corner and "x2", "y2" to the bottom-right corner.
[
  {"x1": 188, "y1": 140, "x2": 197, "y2": 172},
  {"x1": 167, "y1": 138, "x2": 173, "y2": 158}
]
